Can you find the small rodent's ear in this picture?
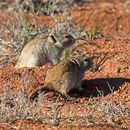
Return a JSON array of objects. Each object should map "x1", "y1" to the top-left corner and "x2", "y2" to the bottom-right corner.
[
  {"x1": 48, "y1": 34, "x2": 57, "y2": 43},
  {"x1": 50, "y1": 35, "x2": 57, "y2": 43}
]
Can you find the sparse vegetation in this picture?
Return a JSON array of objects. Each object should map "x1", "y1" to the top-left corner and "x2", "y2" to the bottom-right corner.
[
  {"x1": 0, "y1": 0, "x2": 129, "y2": 129},
  {"x1": 96, "y1": 84, "x2": 129, "y2": 125},
  {"x1": 87, "y1": 26, "x2": 103, "y2": 41},
  {"x1": 0, "y1": 0, "x2": 92, "y2": 68},
  {"x1": 1, "y1": 81, "x2": 129, "y2": 128},
  {"x1": 0, "y1": 78, "x2": 43, "y2": 123}
]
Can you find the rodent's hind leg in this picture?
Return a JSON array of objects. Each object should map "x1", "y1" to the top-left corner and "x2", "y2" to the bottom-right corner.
[
  {"x1": 27, "y1": 57, "x2": 40, "y2": 67},
  {"x1": 30, "y1": 87, "x2": 48, "y2": 101}
]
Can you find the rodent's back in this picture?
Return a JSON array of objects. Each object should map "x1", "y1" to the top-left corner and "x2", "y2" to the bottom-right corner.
[
  {"x1": 45, "y1": 59, "x2": 77, "y2": 82},
  {"x1": 21, "y1": 38, "x2": 47, "y2": 54},
  {"x1": 15, "y1": 37, "x2": 54, "y2": 68},
  {"x1": 44, "y1": 58, "x2": 79, "y2": 92}
]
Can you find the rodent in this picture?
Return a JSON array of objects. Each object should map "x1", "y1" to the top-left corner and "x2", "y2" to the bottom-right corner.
[
  {"x1": 30, "y1": 56, "x2": 93, "y2": 100},
  {"x1": 15, "y1": 32, "x2": 75, "y2": 68}
]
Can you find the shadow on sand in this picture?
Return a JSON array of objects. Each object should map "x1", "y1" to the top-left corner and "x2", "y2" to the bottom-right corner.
[{"x1": 78, "y1": 78, "x2": 130, "y2": 97}]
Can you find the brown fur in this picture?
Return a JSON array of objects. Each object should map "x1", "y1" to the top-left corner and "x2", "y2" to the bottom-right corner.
[{"x1": 30, "y1": 56, "x2": 93, "y2": 100}]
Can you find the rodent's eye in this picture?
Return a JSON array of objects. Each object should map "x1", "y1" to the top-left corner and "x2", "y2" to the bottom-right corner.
[
  {"x1": 64, "y1": 34, "x2": 70, "y2": 39},
  {"x1": 84, "y1": 58, "x2": 89, "y2": 62}
]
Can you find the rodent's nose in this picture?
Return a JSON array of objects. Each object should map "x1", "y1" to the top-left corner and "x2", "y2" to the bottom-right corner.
[
  {"x1": 90, "y1": 60, "x2": 93, "y2": 67},
  {"x1": 70, "y1": 36, "x2": 75, "y2": 43},
  {"x1": 88, "y1": 58, "x2": 93, "y2": 67}
]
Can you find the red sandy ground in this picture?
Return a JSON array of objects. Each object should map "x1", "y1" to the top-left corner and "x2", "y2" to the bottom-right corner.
[{"x1": 0, "y1": 0, "x2": 130, "y2": 129}]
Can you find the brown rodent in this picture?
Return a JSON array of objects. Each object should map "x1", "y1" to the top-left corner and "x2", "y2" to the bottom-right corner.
[{"x1": 30, "y1": 56, "x2": 93, "y2": 100}]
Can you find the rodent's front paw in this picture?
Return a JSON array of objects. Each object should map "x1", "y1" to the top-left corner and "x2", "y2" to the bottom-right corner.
[
  {"x1": 67, "y1": 88, "x2": 79, "y2": 97},
  {"x1": 78, "y1": 85, "x2": 85, "y2": 92}
]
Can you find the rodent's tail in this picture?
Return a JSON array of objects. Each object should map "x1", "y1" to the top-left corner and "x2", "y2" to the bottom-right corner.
[{"x1": 30, "y1": 86, "x2": 48, "y2": 101}]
